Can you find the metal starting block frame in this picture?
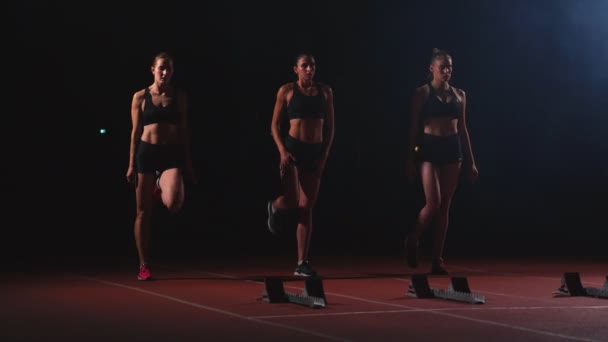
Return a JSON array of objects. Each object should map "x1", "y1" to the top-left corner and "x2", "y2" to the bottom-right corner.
[
  {"x1": 407, "y1": 274, "x2": 486, "y2": 304},
  {"x1": 261, "y1": 276, "x2": 328, "y2": 308},
  {"x1": 552, "y1": 272, "x2": 608, "y2": 299}
]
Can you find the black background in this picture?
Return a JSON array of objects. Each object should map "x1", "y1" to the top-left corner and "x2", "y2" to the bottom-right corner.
[{"x1": 7, "y1": 0, "x2": 608, "y2": 267}]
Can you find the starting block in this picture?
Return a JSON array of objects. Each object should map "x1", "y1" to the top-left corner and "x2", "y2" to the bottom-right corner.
[
  {"x1": 552, "y1": 272, "x2": 608, "y2": 299},
  {"x1": 407, "y1": 274, "x2": 485, "y2": 304},
  {"x1": 261, "y1": 276, "x2": 328, "y2": 308}
]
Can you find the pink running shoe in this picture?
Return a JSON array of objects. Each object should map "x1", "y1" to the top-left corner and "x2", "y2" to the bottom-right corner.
[
  {"x1": 153, "y1": 172, "x2": 162, "y2": 200},
  {"x1": 138, "y1": 264, "x2": 151, "y2": 281}
]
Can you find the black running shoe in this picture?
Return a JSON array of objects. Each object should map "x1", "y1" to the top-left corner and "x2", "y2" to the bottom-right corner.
[
  {"x1": 267, "y1": 200, "x2": 278, "y2": 234},
  {"x1": 430, "y1": 258, "x2": 449, "y2": 275},
  {"x1": 294, "y1": 261, "x2": 317, "y2": 277}
]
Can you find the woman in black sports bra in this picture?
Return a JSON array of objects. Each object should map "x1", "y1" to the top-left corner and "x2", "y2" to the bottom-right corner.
[
  {"x1": 266, "y1": 52, "x2": 335, "y2": 277},
  {"x1": 405, "y1": 48, "x2": 479, "y2": 275},
  {"x1": 125, "y1": 52, "x2": 197, "y2": 281}
]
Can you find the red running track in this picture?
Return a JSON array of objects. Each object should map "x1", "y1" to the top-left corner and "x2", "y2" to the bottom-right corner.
[{"x1": 2, "y1": 256, "x2": 607, "y2": 341}]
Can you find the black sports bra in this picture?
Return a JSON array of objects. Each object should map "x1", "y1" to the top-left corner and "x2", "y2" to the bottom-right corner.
[
  {"x1": 420, "y1": 83, "x2": 462, "y2": 120},
  {"x1": 141, "y1": 88, "x2": 180, "y2": 126},
  {"x1": 286, "y1": 82, "x2": 326, "y2": 120}
]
